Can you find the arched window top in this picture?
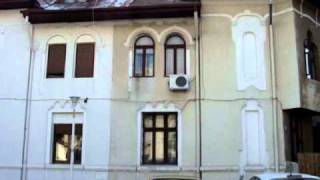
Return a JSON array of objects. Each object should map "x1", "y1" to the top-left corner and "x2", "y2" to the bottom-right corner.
[
  {"x1": 76, "y1": 34, "x2": 95, "y2": 43},
  {"x1": 135, "y1": 36, "x2": 154, "y2": 46},
  {"x1": 166, "y1": 35, "x2": 185, "y2": 46},
  {"x1": 48, "y1": 35, "x2": 66, "y2": 45}
]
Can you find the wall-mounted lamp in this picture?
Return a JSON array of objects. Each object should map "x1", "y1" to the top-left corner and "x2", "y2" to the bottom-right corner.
[{"x1": 69, "y1": 96, "x2": 80, "y2": 108}]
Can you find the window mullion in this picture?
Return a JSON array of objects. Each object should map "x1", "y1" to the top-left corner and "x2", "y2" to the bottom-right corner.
[
  {"x1": 164, "y1": 114, "x2": 168, "y2": 163},
  {"x1": 174, "y1": 48, "x2": 177, "y2": 74},
  {"x1": 152, "y1": 114, "x2": 156, "y2": 164},
  {"x1": 142, "y1": 48, "x2": 146, "y2": 77},
  {"x1": 70, "y1": 123, "x2": 75, "y2": 165}
]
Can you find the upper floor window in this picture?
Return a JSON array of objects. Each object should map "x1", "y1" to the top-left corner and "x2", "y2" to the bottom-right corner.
[
  {"x1": 142, "y1": 112, "x2": 177, "y2": 165},
  {"x1": 134, "y1": 36, "x2": 155, "y2": 77},
  {"x1": 304, "y1": 31, "x2": 319, "y2": 80},
  {"x1": 75, "y1": 42, "x2": 95, "y2": 78},
  {"x1": 165, "y1": 35, "x2": 186, "y2": 77},
  {"x1": 46, "y1": 44, "x2": 66, "y2": 78}
]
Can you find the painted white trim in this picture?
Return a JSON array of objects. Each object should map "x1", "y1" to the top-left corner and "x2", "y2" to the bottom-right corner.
[
  {"x1": 240, "y1": 100, "x2": 268, "y2": 175},
  {"x1": 0, "y1": 165, "x2": 198, "y2": 172},
  {"x1": 124, "y1": 26, "x2": 160, "y2": 47},
  {"x1": 45, "y1": 100, "x2": 87, "y2": 165},
  {"x1": 200, "y1": 165, "x2": 239, "y2": 172},
  {"x1": 150, "y1": 175, "x2": 198, "y2": 180},
  {"x1": 186, "y1": 49, "x2": 191, "y2": 76},
  {"x1": 159, "y1": 26, "x2": 194, "y2": 45},
  {"x1": 47, "y1": 35, "x2": 66, "y2": 44},
  {"x1": 0, "y1": 27, "x2": 4, "y2": 58},
  {"x1": 136, "y1": 103, "x2": 183, "y2": 168},
  {"x1": 232, "y1": 14, "x2": 267, "y2": 91},
  {"x1": 203, "y1": 7, "x2": 320, "y2": 27},
  {"x1": 128, "y1": 50, "x2": 133, "y2": 78}
]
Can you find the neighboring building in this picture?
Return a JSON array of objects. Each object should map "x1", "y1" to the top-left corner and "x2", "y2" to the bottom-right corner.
[{"x1": 0, "y1": 0, "x2": 320, "y2": 180}]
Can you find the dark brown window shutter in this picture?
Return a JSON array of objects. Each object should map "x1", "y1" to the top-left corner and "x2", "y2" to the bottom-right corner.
[
  {"x1": 75, "y1": 43, "x2": 95, "y2": 78},
  {"x1": 46, "y1": 44, "x2": 66, "y2": 78}
]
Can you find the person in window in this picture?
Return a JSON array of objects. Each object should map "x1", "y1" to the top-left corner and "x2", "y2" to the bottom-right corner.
[
  {"x1": 55, "y1": 134, "x2": 70, "y2": 162},
  {"x1": 74, "y1": 136, "x2": 82, "y2": 164}
]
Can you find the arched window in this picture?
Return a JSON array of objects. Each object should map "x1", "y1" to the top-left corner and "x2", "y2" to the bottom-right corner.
[
  {"x1": 304, "y1": 31, "x2": 318, "y2": 80},
  {"x1": 75, "y1": 35, "x2": 95, "y2": 78},
  {"x1": 134, "y1": 36, "x2": 155, "y2": 77},
  {"x1": 46, "y1": 36, "x2": 67, "y2": 78},
  {"x1": 165, "y1": 35, "x2": 186, "y2": 77}
]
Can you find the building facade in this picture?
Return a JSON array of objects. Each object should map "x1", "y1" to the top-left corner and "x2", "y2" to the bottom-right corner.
[{"x1": 0, "y1": 0, "x2": 320, "y2": 180}]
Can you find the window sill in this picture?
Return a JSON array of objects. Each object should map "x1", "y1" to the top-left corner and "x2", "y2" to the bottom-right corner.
[
  {"x1": 45, "y1": 164, "x2": 84, "y2": 169},
  {"x1": 138, "y1": 165, "x2": 180, "y2": 172}
]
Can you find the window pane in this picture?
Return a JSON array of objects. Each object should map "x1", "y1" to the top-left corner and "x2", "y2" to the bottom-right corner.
[
  {"x1": 134, "y1": 49, "x2": 143, "y2": 77},
  {"x1": 166, "y1": 36, "x2": 184, "y2": 45},
  {"x1": 145, "y1": 48, "x2": 154, "y2": 77},
  {"x1": 177, "y1": 48, "x2": 185, "y2": 74},
  {"x1": 155, "y1": 132, "x2": 164, "y2": 162},
  {"x1": 144, "y1": 115, "x2": 153, "y2": 128},
  {"x1": 53, "y1": 124, "x2": 72, "y2": 164},
  {"x1": 75, "y1": 43, "x2": 95, "y2": 78},
  {"x1": 47, "y1": 44, "x2": 66, "y2": 78},
  {"x1": 156, "y1": 115, "x2": 164, "y2": 128},
  {"x1": 168, "y1": 132, "x2": 177, "y2": 163},
  {"x1": 168, "y1": 114, "x2": 177, "y2": 128},
  {"x1": 166, "y1": 49, "x2": 174, "y2": 76},
  {"x1": 74, "y1": 124, "x2": 83, "y2": 164},
  {"x1": 143, "y1": 132, "x2": 153, "y2": 163},
  {"x1": 136, "y1": 36, "x2": 153, "y2": 46}
]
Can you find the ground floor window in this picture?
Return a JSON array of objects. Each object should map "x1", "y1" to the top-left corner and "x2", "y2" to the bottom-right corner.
[
  {"x1": 52, "y1": 123, "x2": 83, "y2": 164},
  {"x1": 142, "y1": 112, "x2": 177, "y2": 165}
]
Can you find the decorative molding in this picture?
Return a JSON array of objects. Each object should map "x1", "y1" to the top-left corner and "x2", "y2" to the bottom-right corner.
[
  {"x1": 200, "y1": 165, "x2": 239, "y2": 172},
  {"x1": 47, "y1": 35, "x2": 66, "y2": 45},
  {"x1": 159, "y1": 26, "x2": 194, "y2": 46},
  {"x1": 45, "y1": 100, "x2": 87, "y2": 165},
  {"x1": 240, "y1": 100, "x2": 268, "y2": 175},
  {"x1": 203, "y1": 7, "x2": 320, "y2": 27},
  {"x1": 232, "y1": 13, "x2": 267, "y2": 91},
  {"x1": 136, "y1": 103, "x2": 183, "y2": 167},
  {"x1": 124, "y1": 26, "x2": 160, "y2": 47}
]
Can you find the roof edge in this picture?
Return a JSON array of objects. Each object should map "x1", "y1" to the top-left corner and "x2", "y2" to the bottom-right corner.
[
  {"x1": 22, "y1": 3, "x2": 201, "y2": 24},
  {"x1": 0, "y1": 0, "x2": 35, "y2": 10}
]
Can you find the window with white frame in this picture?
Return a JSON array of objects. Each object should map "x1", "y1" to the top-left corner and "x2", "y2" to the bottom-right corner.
[
  {"x1": 142, "y1": 112, "x2": 177, "y2": 165},
  {"x1": 51, "y1": 113, "x2": 83, "y2": 165},
  {"x1": 165, "y1": 34, "x2": 186, "y2": 77},
  {"x1": 134, "y1": 35, "x2": 155, "y2": 77}
]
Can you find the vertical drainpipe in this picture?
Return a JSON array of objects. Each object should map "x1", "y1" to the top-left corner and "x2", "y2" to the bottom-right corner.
[
  {"x1": 20, "y1": 16, "x2": 35, "y2": 180},
  {"x1": 269, "y1": 0, "x2": 280, "y2": 173},
  {"x1": 194, "y1": 9, "x2": 202, "y2": 180}
]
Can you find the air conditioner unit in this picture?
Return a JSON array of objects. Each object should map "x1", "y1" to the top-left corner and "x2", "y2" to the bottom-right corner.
[{"x1": 169, "y1": 74, "x2": 190, "y2": 91}]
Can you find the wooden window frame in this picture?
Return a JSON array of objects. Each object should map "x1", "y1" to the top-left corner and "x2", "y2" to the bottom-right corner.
[
  {"x1": 142, "y1": 112, "x2": 178, "y2": 165},
  {"x1": 133, "y1": 36, "x2": 155, "y2": 78},
  {"x1": 164, "y1": 34, "x2": 186, "y2": 77},
  {"x1": 75, "y1": 42, "x2": 95, "y2": 78},
  {"x1": 46, "y1": 43, "x2": 67, "y2": 79}
]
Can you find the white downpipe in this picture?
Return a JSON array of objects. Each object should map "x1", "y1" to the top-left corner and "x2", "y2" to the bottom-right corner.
[
  {"x1": 21, "y1": 19, "x2": 35, "y2": 180},
  {"x1": 269, "y1": 0, "x2": 280, "y2": 172}
]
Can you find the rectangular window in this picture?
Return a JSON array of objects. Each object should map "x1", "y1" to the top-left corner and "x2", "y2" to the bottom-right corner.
[
  {"x1": 142, "y1": 113, "x2": 177, "y2": 165},
  {"x1": 52, "y1": 123, "x2": 83, "y2": 164},
  {"x1": 46, "y1": 44, "x2": 66, "y2": 78},
  {"x1": 75, "y1": 43, "x2": 95, "y2": 78}
]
